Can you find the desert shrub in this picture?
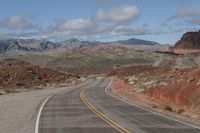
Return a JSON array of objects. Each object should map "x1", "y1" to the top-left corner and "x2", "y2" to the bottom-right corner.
[
  {"x1": 3, "y1": 58, "x2": 17, "y2": 62},
  {"x1": 116, "y1": 65, "x2": 121, "y2": 68},
  {"x1": 33, "y1": 86, "x2": 43, "y2": 90},
  {"x1": 164, "y1": 105, "x2": 173, "y2": 112},
  {"x1": 196, "y1": 80, "x2": 200, "y2": 86},
  {"x1": 177, "y1": 109, "x2": 185, "y2": 114},
  {"x1": 15, "y1": 81, "x2": 25, "y2": 86},
  {"x1": 152, "y1": 105, "x2": 158, "y2": 108},
  {"x1": 187, "y1": 77, "x2": 195, "y2": 83},
  {"x1": 124, "y1": 78, "x2": 128, "y2": 83},
  {"x1": 5, "y1": 89, "x2": 15, "y2": 93}
]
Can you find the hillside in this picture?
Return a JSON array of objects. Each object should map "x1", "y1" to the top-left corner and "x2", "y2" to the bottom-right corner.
[
  {"x1": 108, "y1": 65, "x2": 200, "y2": 123},
  {"x1": 171, "y1": 30, "x2": 200, "y2": 54},
  {"x1": 0, "y1": 59, "x2": 80, "y2": 94},
  {"x1": 46, "y1": 45, "x2": 162, "y2": 75}
]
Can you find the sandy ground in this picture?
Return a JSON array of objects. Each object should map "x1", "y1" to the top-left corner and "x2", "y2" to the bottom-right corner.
[{"x1": 0, "y1": 86, "x2": 71, "y2": 133}]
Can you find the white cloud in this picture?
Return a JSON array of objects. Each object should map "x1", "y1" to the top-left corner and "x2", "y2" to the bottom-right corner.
[
  {"x1": 170, "y1": 27, "x2": 183, "y2": 33},
  {"x1": 0, "y1": 15, "x2": 36, "y2": 30},
  {"x1": 111, "y1": 26, "x2": 149, "y2": 36},
  {"x1": 44, "y1": 18, "x2": 109, "y2": 40},
  {"x1": 0, "y1": 30, "x2": 41, "y2": 39},
  {"x1": 0, "y1": 5, "x2": 141, "y2": 40},
  {"x1": 93, "y1": 0, "x2": 125, "y2": 6},
  {"x1": 175, "y1": 0, "x2": 187, "y2": 6},
  {"x1": 168, "y1": 7, "x2": 200, "y2": 27},
  {"x1": 169, "y1": 8, "x2": 200, "y2": 20},
  {"x1": 42, "y1": 4, "x2": 140, "y2": 40},
  {"x1": 2, "y1": 3, "x2": 189, "y2": 41},
  {"x1": 187, "y1": 18, "x2": 200, "y2": 25},
  {"x1": 94, "y1": 5, "x2": 139, "y2": 25},
  {"x1": 51, "y1": 19, "x2": 96, "y2": 32},
  {"x1": 110, "y1": 25, "x2": 178, "y2": 36}
]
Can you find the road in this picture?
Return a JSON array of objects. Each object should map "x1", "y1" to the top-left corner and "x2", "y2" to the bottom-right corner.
[
  {"x1": 0, "y1": 84, "x2": 76, "y2": 133},
  {"x1": 37, "y1": 78, "x2": 200, "y2": 133}
]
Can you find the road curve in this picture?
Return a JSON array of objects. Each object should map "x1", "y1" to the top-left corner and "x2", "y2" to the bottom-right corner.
[{"x1": 37, "y1": 78, "x2": 200, "y2": 133}]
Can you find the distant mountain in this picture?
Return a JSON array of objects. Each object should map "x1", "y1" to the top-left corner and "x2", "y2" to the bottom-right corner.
[
  {"x1": 60, "y1": 38, "x2": 101, "y2": 49},
  {"x1": 0, "y1": 39, "x2": 60, "y2": 53},
  {"x1": 0, "y1": 37, "x2": 160, "y2": 53},
  {"x1": 171, "y1": 30, "x2": 200, "y2": 54},
  {"x1": 115, "y1": 38, "x2": 160, "y2": 45}
]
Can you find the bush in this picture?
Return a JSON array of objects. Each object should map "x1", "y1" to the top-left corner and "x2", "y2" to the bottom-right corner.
[
  {"x1": 15, "y1": 81, "x2": 25, "y2": 86},
  {"x1": 164, "y1": 105, "x2": 173, "y2": 112},
  {"x1": 196, "y1": 80, "x2": 200, "y2": 86},
  {"x1": 187, "y1": 77, "x2": 195, "y2": 83},
  {"x1": 177, "y1": 109, "x2": 185, "y2": 114},
  {"x1": 152, "y1": 105, "x2": 158, "y2": 108},
  {"x1": 3, "y1": 58, "x2": 17, "y2": 62}
]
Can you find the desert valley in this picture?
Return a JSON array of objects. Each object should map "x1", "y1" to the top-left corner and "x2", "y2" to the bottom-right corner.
[
  {"x1": 1, "y1": 30, "x2": 200, "y2": 126},
  {"x1": 1, "y1": 1, "x2": 200, "y2": 133}
]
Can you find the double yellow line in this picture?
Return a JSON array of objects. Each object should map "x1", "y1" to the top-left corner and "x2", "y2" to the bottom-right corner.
[{"x1": 80, "y1": 86, "x2": 131, "y2": 133}]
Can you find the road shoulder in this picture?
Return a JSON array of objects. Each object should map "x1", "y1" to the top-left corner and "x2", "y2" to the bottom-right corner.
[{"x1": 0, "y1": 86, "x2": 71, "y2": 133}]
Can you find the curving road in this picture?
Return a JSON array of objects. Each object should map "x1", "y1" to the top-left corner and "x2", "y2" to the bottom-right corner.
[{"x1": 36, "y1": 78, "x2": 200, "y2": 133}]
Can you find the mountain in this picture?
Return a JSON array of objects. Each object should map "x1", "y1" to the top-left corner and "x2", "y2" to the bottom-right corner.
[
  {"x1": 60, "y1": 38, "x2": 101, "y2": 49},
  {"x1": 115, "y1": 38, "x2": 160, "y2": 45},
  {"x1": 171, "y1": 30, "x2": 200, "y2": 54},
  {"x1": 0, "y1": 37, "x2": 160, "y2": 53},
  {"x1": 0, "y1": 39, "x2": 61, "y2": 53}
]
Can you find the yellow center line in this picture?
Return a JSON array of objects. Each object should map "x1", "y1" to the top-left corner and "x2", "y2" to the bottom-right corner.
[{"x1": 80, "y1": 85, "x2": 132, "y2": 133}]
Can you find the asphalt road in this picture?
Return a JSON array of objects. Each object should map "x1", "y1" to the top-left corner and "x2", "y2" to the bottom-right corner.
[{"x1": 37, "y1": 78, "x2": 200, "y2": 133}]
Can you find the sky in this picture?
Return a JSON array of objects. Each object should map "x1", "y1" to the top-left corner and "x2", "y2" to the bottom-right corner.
[{"x1": 0, "y1": 0, "x2": 199, "y2": 44}]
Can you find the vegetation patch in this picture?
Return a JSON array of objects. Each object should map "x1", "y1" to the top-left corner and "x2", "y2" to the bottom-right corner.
[
  {"x1": 177, "y1": 109, "x2": 185, "y2": 114},
  {"x1": 164, "y1": 105, "x2": 173, "y2": 112},
  {"x1": 187, "y1": 77, "x2": 195, "y2": 83}
]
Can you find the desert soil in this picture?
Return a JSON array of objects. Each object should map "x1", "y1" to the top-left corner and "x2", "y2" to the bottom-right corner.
[{"x1": 110, "y1": 79, "x2": 200, "y2": 127}]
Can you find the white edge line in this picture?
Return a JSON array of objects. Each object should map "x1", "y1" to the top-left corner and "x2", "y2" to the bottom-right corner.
[
  {"x1": 34, "y1": 78, "x2": 94, "y2": 133},
  {"x1": 35, "y1": 94, "x2": 54, "y2": 133},
  {"x1": 105, "y1": 79, "x2": 200, "y2": 130}
]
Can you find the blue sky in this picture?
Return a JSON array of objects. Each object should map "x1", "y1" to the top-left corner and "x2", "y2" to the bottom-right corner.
[{"x1": 0, "y1": 0, "x2": 199, "y2": 44}]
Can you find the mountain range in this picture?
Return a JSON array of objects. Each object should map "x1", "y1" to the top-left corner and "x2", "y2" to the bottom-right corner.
[{"x1": 0, "y1": 38, "x2": 160, "y2": 53}]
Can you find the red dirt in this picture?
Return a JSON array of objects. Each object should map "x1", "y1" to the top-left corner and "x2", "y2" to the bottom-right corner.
[
  {"x1": 108, "y1": 65, "x2": 200, "y2": 123},
  {"x1": 0, "y1": 60, "x2": 79, "y2": 93},
  {"x1": 111, "y1": 79, "x2": 155, "y2": 106},
  {"x1": 111, "y1": 79, "x2": 200, "y2": 125},
  {"x1": 148, "y1": 67, "x2": 200, "y2": 108}
]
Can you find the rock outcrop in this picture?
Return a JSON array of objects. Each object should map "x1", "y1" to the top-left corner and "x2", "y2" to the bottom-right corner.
[{"x1": 171, "y1": 30, "x2": 200, "y2": 54}]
